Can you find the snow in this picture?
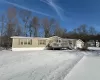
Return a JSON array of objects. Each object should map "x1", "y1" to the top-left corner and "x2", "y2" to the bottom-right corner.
[
  {"x1": 64, "y1": 56, "x2": 100, "y2": 80},
  {"x1": 0, "y1": 50, "x2": 83, "y2": 80},
  {"x1": 0, "y1": 47, "x2": 100, "y2": 80},
  {"x1": 88, "y1": 47, "x2": 100, "y2": 50},
  {"x1": 12, "y1": 47, "x2": 45, "y2": 51},
  {"x1": 64, "y1": 47, "x2": 100, "y2": 80}
]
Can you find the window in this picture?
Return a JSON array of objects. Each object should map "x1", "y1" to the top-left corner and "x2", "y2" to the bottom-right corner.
[
  {"x1": 56, "y1": 39, "x2": 61, "y2": 43},
  {"x1": 28, "y1": 39, "x2": 32, "y2": 45},
  {"x1": 19, "y1": 39, "x2": 24, "y2": 45},
  {"x1": 69, "y1": 40, "x2": 72, "y2": 45},
  {"x1": 24, "y1": 40, "x2": 27, "y2": 45},
  {"x1": 19, "y1": 39, "x2": 32, "y2": 45},
  {"x1": 38, "y1": 40, "x2": 46, "y2": 45},
  {"x1": 21, "y1": 41, "x2": 23, "y2": 45},
  {"x1": 58, "y1": 40, "x2": 61, "y2": 43}
]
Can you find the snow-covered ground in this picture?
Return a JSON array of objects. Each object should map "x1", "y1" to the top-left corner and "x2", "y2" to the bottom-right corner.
[
  {"x1": 0, "y1": 50, "x2": 84, "y2": 80},
  {"x1": 64, "y1": 56, "x2": 100, "y2": 80},
  {"x1": 64, "y1": 47, "x2": 100, "y2": 80},
  {"x1": 0, "y1": 47, "x2": 100, "y2": 80},
  {"x1": 88, "y1": 47, "x2": 100, "y2": 51}
]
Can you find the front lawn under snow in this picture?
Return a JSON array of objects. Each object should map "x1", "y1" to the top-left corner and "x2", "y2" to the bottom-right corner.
[{"x1": 0, "y1": 50, "x2": 83, "y2": 80}]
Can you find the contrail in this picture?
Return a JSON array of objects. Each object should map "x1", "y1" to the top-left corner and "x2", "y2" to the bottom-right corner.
[
  {"x1": 4, "y1": 0, "x2": 54, "y2": 17},
  {"x1": 40, "y1": 0, "x2": 64, "y2": 20},
  {"x1": 40, "y1": 0, "x2": 64, "y2": 11}
]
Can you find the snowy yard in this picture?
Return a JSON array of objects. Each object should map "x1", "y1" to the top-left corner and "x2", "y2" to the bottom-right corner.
[
  {"x1": 0, "y1": 48, "x2": 100, "y2": 80},
  {"x1": 0, "y1": 50, "x2": 84, "y2": 80}
]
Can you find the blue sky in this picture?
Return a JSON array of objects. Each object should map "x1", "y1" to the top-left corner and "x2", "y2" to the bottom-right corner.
[{"x1": 0, "y1": 0, "x2": 100, "y2": 31}]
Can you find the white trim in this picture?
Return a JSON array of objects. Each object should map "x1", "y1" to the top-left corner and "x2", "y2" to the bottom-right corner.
[
  {"x1": 11, "y1": 36, "x2": 48, "y2": 39},
  {"x1": 12, "y1": 47, "x2": 46, "y2": 51}
]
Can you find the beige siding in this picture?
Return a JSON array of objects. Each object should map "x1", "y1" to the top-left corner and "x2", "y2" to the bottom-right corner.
[{"x1": 12, "y1": 38, "x2": 49, "y2": 48}]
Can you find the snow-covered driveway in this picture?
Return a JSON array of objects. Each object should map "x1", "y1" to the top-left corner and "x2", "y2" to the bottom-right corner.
[{"x1": 0, "y1": 50, "x2": 83, "y2": 80}]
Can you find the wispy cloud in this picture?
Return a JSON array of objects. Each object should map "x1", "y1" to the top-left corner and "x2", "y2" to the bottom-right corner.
[
  {"x1": 40, "y1": 0, "x2": 65, "y2": 20},
  {"x1": 4, "y1": 0, "x2": 54, "y2": 17}
]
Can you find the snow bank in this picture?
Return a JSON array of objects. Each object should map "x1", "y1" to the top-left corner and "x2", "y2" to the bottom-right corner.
[
  {"x1": 12, "y1": 47, "x2": 45, "y2": 51},
  {"x1": 88, "y1": 47, "x2": 100, "y2": 50},
  {"x1": 0, "y1": 50, "x2": 83, "y2": 80}
]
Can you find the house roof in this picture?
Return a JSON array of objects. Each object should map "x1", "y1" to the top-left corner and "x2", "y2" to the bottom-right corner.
[
  {"x1": 11, "y1": 36, "x2": 84, "y2": 43},
  {"x1": 11, "y1": 36, "x2": 48, "y2": 39}
]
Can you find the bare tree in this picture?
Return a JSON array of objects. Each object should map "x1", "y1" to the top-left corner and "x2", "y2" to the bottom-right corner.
[
  {"x1": 0, "y1": 14, "x2": 6, "y2": 46},
  {"x1": 15, "y1": 23, "x2": 22, "y2": 36},
  {"x1": 7, "y1": 7, "x2": 17, "y2": 21},
  {"x1": 77, "y1": 24, "x2": 88, "y2": 35},
  {"x1": 42, "y1": 18, "x2": 49, "y2": 37},
  {"x1": 31, "y1": 16, "x2": 39, "y2": 37},
  {"x1": 88, "y1": 26, "x2": 97, "y2": 35},
  {"x1": 42, "y1": 18, "x2": 55, "y2": 37},
  {"x1": 13, "y1": 17, "x2": 22, "y2": 36},
  {"x1": 5, "y1": 7, "x2": 18, "y2": 47},
  {"x1": 28, "y1": 23, "x2": 33, "y2": 37},
  {"x1": 0, "y1": 15, "x2": 5, "y2": 36},
  {"x1": 54, "y1": 23, "x2": 67, "y2": 37},
  {"x1": 19, "y1": 9, "x2": 32, "y2": 36},
  {"x1": 6, "y1": 23, "x2": 15, "y2": 37},
  {"x1": 6, "y1": 7, "x2": 17, "y2": 36},
  {"x1": 54, "y1": 23, "x2": 60, "y2": 36}
]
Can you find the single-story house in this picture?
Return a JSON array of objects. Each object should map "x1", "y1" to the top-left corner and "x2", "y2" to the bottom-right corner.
[
  {"x1": 11, "y1": 36, "x2": 49, "y2": 51},
  {"x1": 11, "y1": 36, "x2": 84, "y2": 51}
]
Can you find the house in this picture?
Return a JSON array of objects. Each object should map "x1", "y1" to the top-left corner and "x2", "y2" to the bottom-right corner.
[
  {"x1": 11, "y1": 36, "x2": 49, "y2": 51},
  {"x1": 11, "y1": 36, "x2": 85, "y2": 51}
]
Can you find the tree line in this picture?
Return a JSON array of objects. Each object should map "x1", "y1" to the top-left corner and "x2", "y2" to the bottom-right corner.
[{"x1": 0, "y1": 7, "x2": 100, "y2": 48}]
